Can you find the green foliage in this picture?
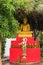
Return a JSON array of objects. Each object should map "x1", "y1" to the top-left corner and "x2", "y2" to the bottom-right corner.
[
  {"x1": 36, "y1": 0, "x2": 43, "y2": 13},
  {"x1": 0, "y1": 0, "x2": 20, "y2": 38},
  {"x1": 0, "y1": 15, "x2": 19, "y2": 38},
  {"x1": 40, "y1": 31, "x2": 43, "y2": 47},
  {"x1": 0, "y1": 14, "x2": 19, "y2": 56},
  {"x1": 0, "y1": 0, "x2": 19, "y2": 56},
  {"x1": 12, "y1": 0, "x2": 43, "y2": 13}
]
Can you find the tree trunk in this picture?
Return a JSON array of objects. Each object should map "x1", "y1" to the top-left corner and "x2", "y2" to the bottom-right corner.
[{"x1": 0, "y1": 41, "x2": 2, "y2": 65}]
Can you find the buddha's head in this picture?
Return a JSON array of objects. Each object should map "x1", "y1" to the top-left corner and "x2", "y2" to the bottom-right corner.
[{"x1": 23, "y1": 17, "x2": 27, "y2": 24}]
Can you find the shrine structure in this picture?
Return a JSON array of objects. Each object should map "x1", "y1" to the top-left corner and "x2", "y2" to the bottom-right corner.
[{"x1": 10, "y1": 18, "x2": 40, "y2": 63}]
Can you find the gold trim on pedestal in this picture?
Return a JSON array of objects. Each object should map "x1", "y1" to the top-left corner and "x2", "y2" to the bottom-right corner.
[{"x1": 17, "y1": 31, "x2": 33, "y2": 37}]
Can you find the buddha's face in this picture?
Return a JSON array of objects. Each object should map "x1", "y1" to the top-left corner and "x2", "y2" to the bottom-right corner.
[{"x1": 23, "y1": 18, "x2": 27, "y2": 24}]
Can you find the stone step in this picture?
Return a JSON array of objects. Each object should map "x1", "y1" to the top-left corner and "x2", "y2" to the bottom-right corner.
[{"x1": 2, "y1": 57, "x2": 9, "y2": 62}]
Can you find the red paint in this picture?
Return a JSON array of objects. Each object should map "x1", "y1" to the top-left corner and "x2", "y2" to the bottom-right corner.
[
  {"x1": 26, "y1": 48, "x2": 40, "y2": 62},
  {"x1": 10, "y1": 48, "x2": 40, "y2": 62},
  {"x1": 27, "y1": 37, "x2": 34, "y2": 45},
  {"x1": 10, "y1": 37, "x2": 40, "y2": 63},
  {"x1": 11, "y1": 41, "x2": 18, "y2": 46},
  {"x1": 16, "y1": 37, "x2": 23, "y2": 43},
  {"x1": 10, "y1": 48, "x2": 22, "y2": 62}
]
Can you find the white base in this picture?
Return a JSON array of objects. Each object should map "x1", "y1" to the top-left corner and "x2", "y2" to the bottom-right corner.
[{"x1": 4, "y1": 38, "x2": 16, "y2": 57}]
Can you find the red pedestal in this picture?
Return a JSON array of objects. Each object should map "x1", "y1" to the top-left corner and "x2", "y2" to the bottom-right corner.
[
  {"x1": 10, "y1": 48, "x2": 22, "y2": 62},
  {"x1": 10, "y1": 48, "x2": 40, "y2": 63},
  {"x1": 26, "y1": 48, "x2": 40, "y2": 62}
]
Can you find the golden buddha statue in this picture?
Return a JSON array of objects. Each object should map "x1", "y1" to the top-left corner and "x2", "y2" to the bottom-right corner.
[
  {"x1": 17, "y1": 17, "x2": 33, "y2": 37},
  {"x1": 21, "y1": 18, "x2": 30, "y2": 32}
]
